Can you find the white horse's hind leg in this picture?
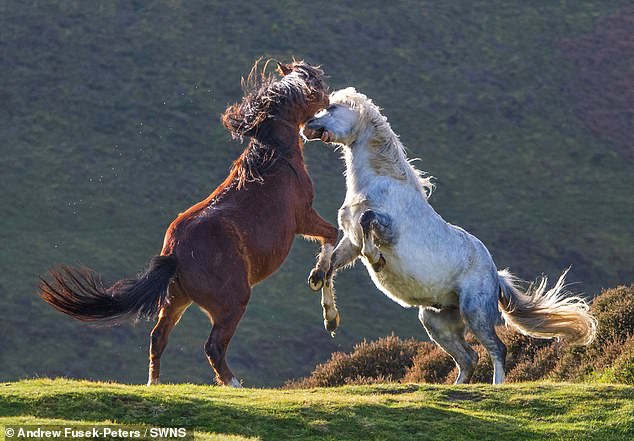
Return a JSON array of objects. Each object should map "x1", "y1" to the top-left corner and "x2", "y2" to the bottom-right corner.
[
  {"x1": 419, "y1": 307, "x2": 478, "y2": 384},
  {"x1": 459, "y1": 289, "x2": 507, "y2": 384}
]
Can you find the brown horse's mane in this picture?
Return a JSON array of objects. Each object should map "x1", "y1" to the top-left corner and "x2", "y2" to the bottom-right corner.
[
  {"x1": 233, "y1": 140, "x2": 281, "y2": 188},
  {"x1": 175, "y1": 60, "x2": 325, "y2": 220},
  {"x1": 222, "y1": 59, "x2": 325, "y2": 139},
  {"x1": 220, "y1": 59, "x2": 325, "y2": 188}
]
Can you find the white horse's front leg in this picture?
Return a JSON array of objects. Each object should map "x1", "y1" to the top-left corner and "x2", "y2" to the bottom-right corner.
[
  {"x1": 308, "y1": 243, "x2": 335, "y2": 291},
  {"x1": 361, "y1": 236, "x2": 385, "y2": 271},
  {"x1": 321, "y1": 280, "x2": 340, "y2": 336},
  {"x1": 359, "y1": 210, "x2": 393, "y2": 271},
  {"x1": 316, "y1": 235, "x2": 360, "y2": 335},
  {"x1": 329, "y1": 235, "x2": 361, "y2": 275},
  {"x1": 309, "y1": 234, "x2": 360, "y2": 291}
]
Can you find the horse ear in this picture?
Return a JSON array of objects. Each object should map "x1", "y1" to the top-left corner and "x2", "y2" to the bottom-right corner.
[{"x1": 276, "y1": 62, "x2": 293, "y2": 76}]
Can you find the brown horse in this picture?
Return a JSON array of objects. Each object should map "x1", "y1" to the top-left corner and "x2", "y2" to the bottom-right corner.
[{"x1": 39, "y1": 60, "x2": 338, "y2": 387}]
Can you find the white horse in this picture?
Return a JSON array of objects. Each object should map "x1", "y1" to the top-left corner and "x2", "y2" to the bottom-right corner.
[{"x1": 304, "y1": 87, "x2": 597, "y2": 384}]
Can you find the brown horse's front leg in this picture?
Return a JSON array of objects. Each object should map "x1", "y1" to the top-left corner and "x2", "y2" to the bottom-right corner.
[{"x1": 298, "y1": 208, "x2": 338, "y2": 291}]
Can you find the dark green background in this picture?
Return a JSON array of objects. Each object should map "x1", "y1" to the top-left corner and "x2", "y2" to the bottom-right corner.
[{"x1": 1, "y1": 1, "x2": 632, "y2": 386}]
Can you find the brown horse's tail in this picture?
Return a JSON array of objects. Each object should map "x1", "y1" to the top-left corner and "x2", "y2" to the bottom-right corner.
[
  {"x1": 497, "y1": 268, "x2": 597, "y2": 346},
  {"x1": 39, "y1": 255, "x2": 178, "y2": 323}
]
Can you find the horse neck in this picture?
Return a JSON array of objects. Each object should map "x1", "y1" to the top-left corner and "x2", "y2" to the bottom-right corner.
[
  {"x1": 343, "y1": 133, "x2": 375, "y2": 193},
  {"x1": 254, "y1": 119, "x2": 304, "y2": 162},
  {"x1": 343, "y1": 126, "x2": 414, "y2": 193}
]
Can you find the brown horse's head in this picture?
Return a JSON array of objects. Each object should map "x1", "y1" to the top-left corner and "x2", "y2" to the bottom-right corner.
[{"x1": 221, "y1": 59, "x2": 329, "y2": 140}]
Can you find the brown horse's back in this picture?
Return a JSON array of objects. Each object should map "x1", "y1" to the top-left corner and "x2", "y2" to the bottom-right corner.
[{"x1": 162, "y1": 157, "x2": 310, "y2": 292}]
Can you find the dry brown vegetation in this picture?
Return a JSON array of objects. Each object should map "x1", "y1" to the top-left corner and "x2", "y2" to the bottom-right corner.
[{"x1": 287, "y1": 284, "x2": 634, "y2": 387}]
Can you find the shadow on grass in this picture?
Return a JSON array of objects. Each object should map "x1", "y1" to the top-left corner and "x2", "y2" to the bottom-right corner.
[{"x1": 0, "y1": 387, "x2": 614, "y2": 441}]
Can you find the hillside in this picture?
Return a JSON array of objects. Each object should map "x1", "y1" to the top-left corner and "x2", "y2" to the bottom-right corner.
[
  {"x1": 1, "y1": 379, "x2": 633, "y2": 440},
  {"x1": 1, "y1": 2, "x2": 632, "y2": 386}
]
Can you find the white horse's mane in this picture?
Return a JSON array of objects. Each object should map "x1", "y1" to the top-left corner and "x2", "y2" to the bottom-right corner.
[{"x1": 330, "y1": 87, "x2": 435, "y2": 198}]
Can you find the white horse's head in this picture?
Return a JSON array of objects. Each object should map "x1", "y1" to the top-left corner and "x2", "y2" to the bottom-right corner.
[
  {"x1": 303, "y1": 87, "x2": 435, "y2": 196},
  {"x1": 302, "y1": 87, "x2": 380, "y2": 146}
]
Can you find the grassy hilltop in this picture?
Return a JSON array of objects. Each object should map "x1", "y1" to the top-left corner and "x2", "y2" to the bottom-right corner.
[
  {"x1": 0, "y1": 379, "x2": 633, "y2": 441},
  {"x1": 1, "y1": 2, "x2": 632, "y2": 386}
]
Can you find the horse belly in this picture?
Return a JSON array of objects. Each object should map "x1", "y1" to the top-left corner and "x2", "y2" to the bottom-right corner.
[
  {"x1": 363, "y1": 248, "x2": 459, "y2": 308},
  {"x1": 248, "y1": 234, "x2": 295, "y2": 285}
]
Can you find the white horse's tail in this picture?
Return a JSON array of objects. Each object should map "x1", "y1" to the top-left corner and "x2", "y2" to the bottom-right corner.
[{"x1": 497, "y1": 268, "x2": 597, "y2": 346}]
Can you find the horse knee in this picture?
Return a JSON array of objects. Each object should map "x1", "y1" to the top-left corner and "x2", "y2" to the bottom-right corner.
[
  {"x1": 148, "y1": 320, "x2": 171, "y2": 386},
  {"x1": 477, "y1": 330, "x2": 506, "y2": 362},
  {"x1": 359, "y1": 210, "x2": 377, "y2": 237},
  {"x1": 360, "y1": 210, "x2": 394, "y2": 245},
  {"x1": 150, "y1": 328, "x2": 162, "y2": 346}
]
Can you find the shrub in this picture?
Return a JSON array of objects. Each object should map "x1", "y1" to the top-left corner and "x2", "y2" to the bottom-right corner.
[
  {"x1": 611, "y1": 336, "x2": 634, "y2": 385},
  {"x1": 550, "y1": 284, "x2": 634, "y2": 381},
  {"x1": 506, "y1": 343, "x2": 561, "y2": 383},
  {"x1": 285, "y1": 334, "x2": 424, "y2": 388},
  {"x1": 402, "y1": 342, "x2": 454, "y2": 384},
  {"x1": 289, "y1": 285, "x2": 634, "y2": 387},
  {"x1": 589, "y1": 284, "x2": 634, "y2": 345}
]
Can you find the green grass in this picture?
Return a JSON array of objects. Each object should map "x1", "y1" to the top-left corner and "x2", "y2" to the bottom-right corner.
[
  {"x1": 1, "y1": 379, "x2": 632, "y2": 441},
  {"x1": 2, "y1": 1, "x2": 633, "y2": 387}
]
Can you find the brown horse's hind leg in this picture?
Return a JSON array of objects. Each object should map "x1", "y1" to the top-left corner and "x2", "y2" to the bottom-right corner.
[
  {"x1": 147, "y1": 282, "x2": 191, "y2": 386},
  {"x1": 201, "y1": 281, "x2": 251, "y2": 387}
]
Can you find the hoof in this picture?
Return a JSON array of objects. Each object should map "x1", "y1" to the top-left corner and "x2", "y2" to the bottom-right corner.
[
  {"x1": 227, "y1": 377, "x2": 242, "y2": 388},
  {"x1": 324, "y1": 314, "x2": 340, "y2": 336},
  {"x1": 308, "y1": 269, "x2": 325, "y2": 291},
  {"x1": 372, "y1": 254, "x2": 386, "y2": 272}
]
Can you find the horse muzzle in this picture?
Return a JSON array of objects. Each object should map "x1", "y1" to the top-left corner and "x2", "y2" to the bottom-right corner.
[{"x1": 302, "y1": 122, "x2": 334, "y2": 143}]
